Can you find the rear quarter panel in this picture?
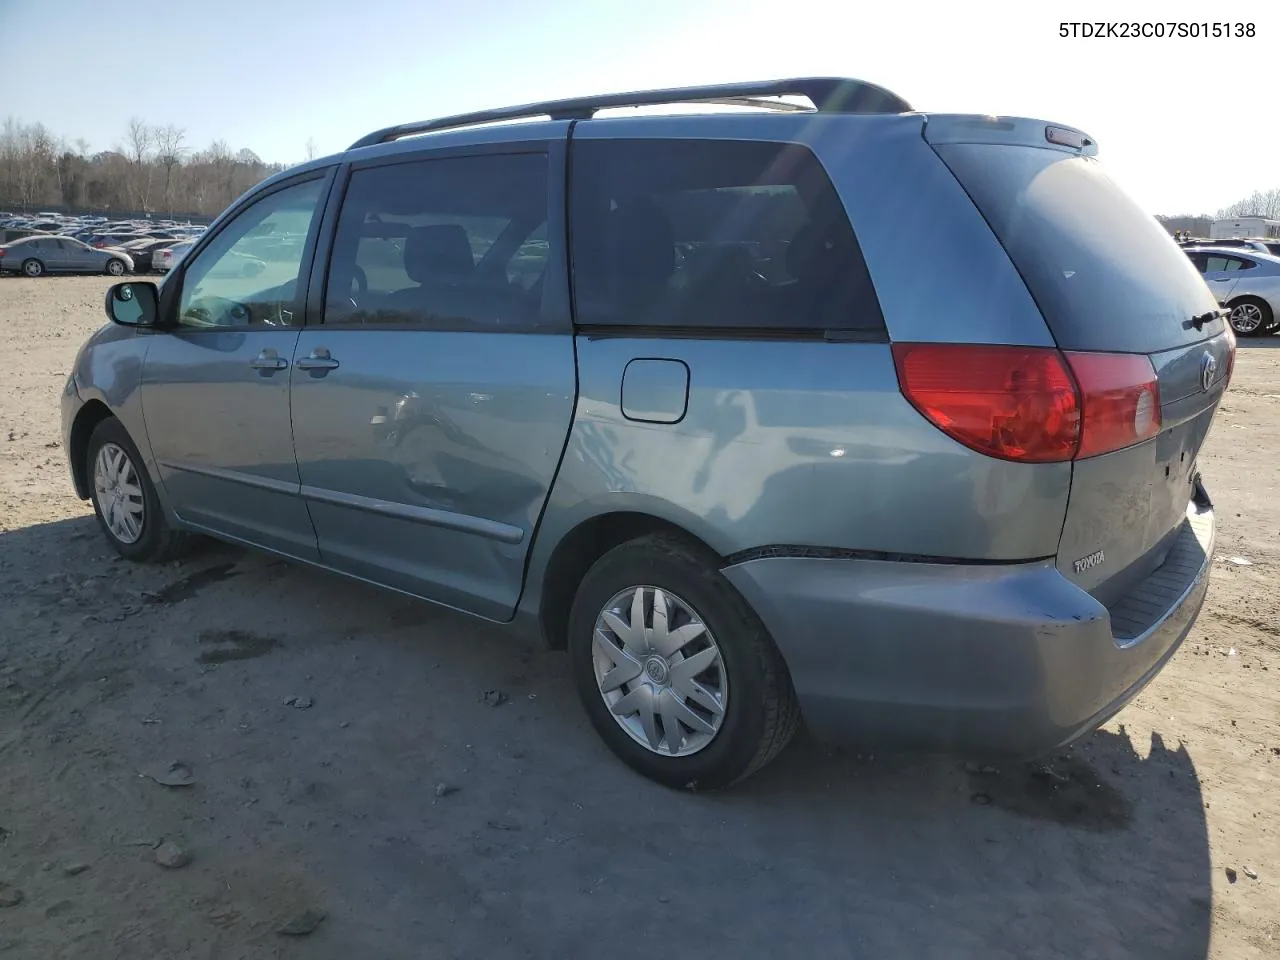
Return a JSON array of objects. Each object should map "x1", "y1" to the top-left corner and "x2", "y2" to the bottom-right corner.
[{"x1": 533, "y1": 336, "x2": 1071, "y2": 561}]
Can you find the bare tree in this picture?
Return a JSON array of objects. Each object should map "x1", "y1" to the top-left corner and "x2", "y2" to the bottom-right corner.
[
  {"x1": 207, "y1": 139, "x2": 236, "y2": 206},
  {"x1": 305, "y1": 136, "x2": 318, "y2": 161},
  {"x1": 122, "y1": 117, "x2": 153, "y2": 210},
  {"x1": 1217, "y1": 187, "x2": 1280, "y2": 220},
  {"x1": 153, "y1": 124, "x2": 187, "y2": 215},
  {"x1": 13, "y1": 122, "x2": 55, "y2": 208},
  {"x1": 0, "y1": 118, "x2": 287, "y2": 217}
]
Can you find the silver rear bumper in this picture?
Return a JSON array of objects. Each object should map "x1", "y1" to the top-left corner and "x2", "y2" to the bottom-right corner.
[{"x1": 722, "y1": 493, "x2": 1214, "y2": 758}]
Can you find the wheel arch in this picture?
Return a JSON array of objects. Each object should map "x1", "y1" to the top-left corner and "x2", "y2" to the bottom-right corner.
[
  {"x1": 68, "y1": 400, "x2": 116, "y2": 499},
  {"x1": 535, "y1": 510, "x2": 725, "y2": 651}
]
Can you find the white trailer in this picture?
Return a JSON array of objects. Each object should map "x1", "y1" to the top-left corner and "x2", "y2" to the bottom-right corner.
[{"x1": 1210, "y1": 217, "x2": 1280, "y2": 240}]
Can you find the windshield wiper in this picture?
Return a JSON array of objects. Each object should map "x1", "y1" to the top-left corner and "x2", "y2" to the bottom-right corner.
[{"x1": 1190, "y1": 308, "x2": 1228, "y2": 331}]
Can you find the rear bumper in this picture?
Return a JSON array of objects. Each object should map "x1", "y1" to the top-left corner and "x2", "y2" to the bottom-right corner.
[{"x1": 722, "y1": 494, "x2": 1214, "y2": 759}]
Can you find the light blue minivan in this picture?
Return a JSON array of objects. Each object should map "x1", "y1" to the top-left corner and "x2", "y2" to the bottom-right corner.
[{"x1": 63, "y1": 78, "x2": 1232, "y2": 787}]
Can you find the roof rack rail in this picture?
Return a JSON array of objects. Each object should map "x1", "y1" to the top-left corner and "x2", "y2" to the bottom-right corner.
[{"x1": 348, "y1": 77, "x2": 912, "y2": 149}]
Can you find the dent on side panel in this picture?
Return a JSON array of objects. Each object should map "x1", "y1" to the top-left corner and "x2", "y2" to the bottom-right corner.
[{"x1": 547, "y1": 337, "x2": 1070, "y2": 560}]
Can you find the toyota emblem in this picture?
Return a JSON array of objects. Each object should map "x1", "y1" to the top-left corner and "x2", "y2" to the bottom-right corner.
[{"x1": 1200, "y1": 352, "x2": 1216, "y2": 392}]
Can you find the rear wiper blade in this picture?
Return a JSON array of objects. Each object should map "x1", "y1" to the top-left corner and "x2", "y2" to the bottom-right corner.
[{"x1": 1190, "y1": 308, "x2": 1228, "y2": 330}]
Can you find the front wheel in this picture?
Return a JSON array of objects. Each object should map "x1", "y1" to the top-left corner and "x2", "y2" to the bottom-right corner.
[
  {"x1": 568, "y1": 533, "x2": 800, "y2": 789},
  {"x1": 86, "y1": 417, "x2": 187, "y2": 562},
  {"x1": 1227, "y1": 296, "x2": 1274, "y2": 337},
  {"x1": 105, "y1": 258, "x2": 126, "y2": 277},
  {"x1": 22, "y1": 259, "x2": 44, "y2": 278}
]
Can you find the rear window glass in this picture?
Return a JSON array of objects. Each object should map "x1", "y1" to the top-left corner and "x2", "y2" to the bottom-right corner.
[
  {"x1": 569, "y1": 139, "x2": 884, "y2": 334},
  {"x1": 934, "y1": 143, "x2": 1220, "y2": 354}
]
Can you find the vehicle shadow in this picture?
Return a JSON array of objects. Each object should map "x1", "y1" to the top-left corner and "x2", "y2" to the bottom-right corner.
[
  {"x1": 0, "y1": 515, "x2": 1212, "y2": 960},
  {"x1": 1236, "y1": 335, "x2": 1280, "y2": 348}
]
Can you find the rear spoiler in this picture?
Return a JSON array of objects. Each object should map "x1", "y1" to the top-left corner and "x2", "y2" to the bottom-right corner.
[{"x1": 923, "y1": 115, "x2": 1098, "y2": 157}]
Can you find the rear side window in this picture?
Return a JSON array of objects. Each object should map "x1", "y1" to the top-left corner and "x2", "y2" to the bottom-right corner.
[
  {"x1": 569, "y1": 139, "x2": 884, "y2": 335},
  {"x1": 1204, "y1": 255, "x2": 1254, "y2": 272},
  {"x1": 934, "y1": 143, "x2": 1220, "y2": 354},
  {"x1": 324, "y1": 153, "x2": 551, "y2": 332}
]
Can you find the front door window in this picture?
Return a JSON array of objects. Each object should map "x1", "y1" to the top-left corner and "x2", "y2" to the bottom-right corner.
[{"x1": 177, "y1": 178, "x2": 324, "y2": 329}]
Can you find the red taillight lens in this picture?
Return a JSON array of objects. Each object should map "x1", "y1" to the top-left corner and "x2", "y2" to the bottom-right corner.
[
  {"x1": 893, "y1": 343, "x2": 1164, "y2": 463},
  {"x1": 1223, "y1": 329, "x2": 1237, "y2": 388},
  {"x1": 892, "y1": 343, "x2": 1081, "y2": 462},
  {"x1": 1062, "y1": 352, "x2": 1160, "y2": 458}
]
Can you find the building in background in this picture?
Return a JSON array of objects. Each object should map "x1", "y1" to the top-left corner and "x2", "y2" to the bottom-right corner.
[{"x1": 1209, "y1": 217, "x2": 1280, "y2": 240}]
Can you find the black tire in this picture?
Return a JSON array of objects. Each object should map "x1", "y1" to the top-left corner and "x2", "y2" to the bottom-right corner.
[
  {"x1": 568, "y1": 533, "x2": 800, "y2": 789},
  {"x1": 105, "y1": 258, "x2": 126, "y2": 277},
  {"x1": 1227, "y1": 296, "x2": 1273, "y2": 337},
  {"x1": 86, "y1": 417, "x2": 187, "y2": 563},
  {"x1": 21, "y1": 258, "x2": 44, "y2": 278}
]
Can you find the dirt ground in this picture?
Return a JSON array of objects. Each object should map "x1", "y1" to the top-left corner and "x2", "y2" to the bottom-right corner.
[{"x1": 0, "y1": 275, "x2": 1277, "y2": 960}]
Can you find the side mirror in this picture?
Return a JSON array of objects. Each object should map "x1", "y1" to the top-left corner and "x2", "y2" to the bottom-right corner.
[{"x1": 105, "y1": 281, "x2": 158, "y2": 327}]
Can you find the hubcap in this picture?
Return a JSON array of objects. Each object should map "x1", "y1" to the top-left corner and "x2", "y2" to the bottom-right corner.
[
  {"x1": 24, "y1": 262, "x2": 39, "y2": 276},
  {"x1": 93, "y1": 442, "x2": 144, "y2": 544},
  {"x1": 1231, "y1": 303, "x2": 1263, "y2": 333},
  {"x1": 591, "y1": 586, "x2": 728, "y2": 757},
  {"x1": 108, "y1": 260, "x2": 123, "y2": 275}
]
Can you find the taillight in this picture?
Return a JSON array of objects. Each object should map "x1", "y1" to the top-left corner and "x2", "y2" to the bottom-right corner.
[
  {"x1": 1062, "y1": 352, "x2": 1161, "y2": 459},
  {"x1": 892, "y1": 343, "x2": 1163, "y2": 464},
  {"x1": 892, "y1": 344, "x2": 1080, "y2": 462},
  {"x1": 1223, "y1": 329, "x2": 1237, "y2": 388}
]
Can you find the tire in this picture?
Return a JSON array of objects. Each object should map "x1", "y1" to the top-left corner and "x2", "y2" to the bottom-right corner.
[
  {"x1": 86, "y1": 417, "x2": 187, "y2": 563},
  {"x1": 21, "y1": 258, "x2": 44, "y2": 278},
  {"x1": 1227, "y1": 296, "x2": 1273, "y2": 337},
  {"x1": 105, "y1": 258, "x2": 126, "y2": 277},
  {"x1": 568, "y1": 533, "x2": 800, "y2": 789}
]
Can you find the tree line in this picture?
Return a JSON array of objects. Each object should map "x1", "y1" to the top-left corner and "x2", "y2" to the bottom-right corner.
[
  {"x1": 1158, "y1": 187, "x2": 1280, "y2": 225},
  {"x1": 0, "y1": 117, "x2": 300, "y2": 219},
  {"x1": 1214, "y1": 187, "x2": 1280, "y2": 221},
  {"x1": 6, "y1": 116, "x2": 1277, "y2": 226}
]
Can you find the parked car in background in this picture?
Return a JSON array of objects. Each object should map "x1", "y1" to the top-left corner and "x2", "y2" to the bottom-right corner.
[
  {"x1": 63, "y1": 78, "x2": 1231, "y2": 788},
  {"x1": 1185, "y1": 246, "x2": 1280, "y2": 336},
  {"x1": 153, "y1": 241, "x2": 192, "y2": 272},
  {"x1": 0, "y1": 235, "x2": 134, "y2": 276},
  {"x1": 1182, "y1": 237, "x2": 1274, "y2": 255},
  {"x1": 93, "y1": 233, "x2": 147, "y2": 248},
  {"x1": 118, "y1": 238, "x2": 183, "y2": 272}
]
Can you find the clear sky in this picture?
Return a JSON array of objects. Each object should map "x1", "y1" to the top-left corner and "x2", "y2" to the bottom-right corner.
[{"x1": 2, "y1": 0, "x2": 1276, "y2": 215}]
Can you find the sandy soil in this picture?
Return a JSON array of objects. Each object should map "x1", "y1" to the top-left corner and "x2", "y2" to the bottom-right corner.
[{"x1": 0, "y1": 275, "x2": 1277, "y2": 960}]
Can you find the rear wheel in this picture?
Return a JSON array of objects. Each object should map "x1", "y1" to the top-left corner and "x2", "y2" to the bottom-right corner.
[
  {"x1": 86, "y1": 417, "x2": 187, "y2": 562},
  {"x1": 21, "y1": 259, "x2": 44, "y2": 278},
  {"x1": 105, "y1": 258, "x2": 126, "y2": 277},
  {"x1": 567, "y1": 533, "x2": 800, "y2": 789},
  {"x1": 1227, "y1": 297, "x2": 1273, "y2": 337}
]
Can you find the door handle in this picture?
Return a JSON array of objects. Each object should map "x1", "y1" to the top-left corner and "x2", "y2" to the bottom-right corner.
[
  {"x1": 249, "y1": 349, "x2": 288, "y2": 371},
  {"x1": 1211, "y1": 277, "x2": 1233, "y2": 282},
  {"x1": 296, "y1": 347, "x2": 339, "y2": 374}
]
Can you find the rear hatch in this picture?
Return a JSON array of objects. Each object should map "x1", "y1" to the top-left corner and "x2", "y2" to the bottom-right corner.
[{"x1": 927, "y1": 118, "x2": 1233, "y2": 607}]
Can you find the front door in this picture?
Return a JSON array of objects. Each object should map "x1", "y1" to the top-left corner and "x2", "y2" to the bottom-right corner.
[
  {"x1": 289, "y1": 148, "x2": 576, "y2": 620},
  {"x1": 140, "y1": 172, "x2": 332, "y2": 559},
  {"x1": 41, "y1": 238, "x2": 72, "y2": 272}
]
